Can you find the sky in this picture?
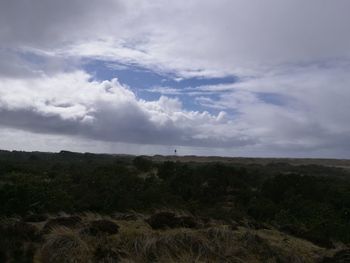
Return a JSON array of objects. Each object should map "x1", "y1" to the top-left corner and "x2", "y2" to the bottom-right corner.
[{"x1": 0, "y1": 0, "x2": 350, "y2": 158}]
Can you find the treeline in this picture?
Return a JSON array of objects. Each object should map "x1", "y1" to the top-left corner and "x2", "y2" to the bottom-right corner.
[{"x1": 0, "y1": 150, "x2": 350, "y2": 245}]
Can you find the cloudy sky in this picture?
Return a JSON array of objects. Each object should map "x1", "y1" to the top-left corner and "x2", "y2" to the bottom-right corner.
[{"x1": 0, "y1": 0, "x2": 350, "y2": 157}]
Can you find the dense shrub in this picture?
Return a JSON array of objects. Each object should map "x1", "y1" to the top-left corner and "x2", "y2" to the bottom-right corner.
[{"x1": 0, "y1": 150, "x2": 349, "y2": 244}]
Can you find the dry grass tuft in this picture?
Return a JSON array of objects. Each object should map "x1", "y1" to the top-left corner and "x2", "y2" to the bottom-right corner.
[
  {"x1": 131, "y1": 229, "x2": 213, "y2": 262},
  {"x1": 42, "y1": 216, "x2": 82, "y2": 234},
  {"x1": 2, "y1": 213, "x2": 336, "y2": 263},
  {"x1": 39, "y1": 227, "x2": 91, "y2": 263}
]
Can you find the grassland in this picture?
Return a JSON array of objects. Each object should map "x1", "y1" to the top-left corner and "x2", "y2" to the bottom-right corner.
[{"x1": 1, "y1": 150, "x2": 350, "y2": 262}]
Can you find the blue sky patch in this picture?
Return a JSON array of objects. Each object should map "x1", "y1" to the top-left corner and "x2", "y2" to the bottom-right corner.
[
  {"x1": 83, "y1": 60, "x2": 236, "y2": 90},
  {"x1": 83, "y1": 59, "x2": 238, "y2": 112}
]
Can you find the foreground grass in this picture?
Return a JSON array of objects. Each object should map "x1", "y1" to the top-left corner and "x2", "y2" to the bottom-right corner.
[{"x1": 1, "y1": 211, "x2": 346, "y2": 263}]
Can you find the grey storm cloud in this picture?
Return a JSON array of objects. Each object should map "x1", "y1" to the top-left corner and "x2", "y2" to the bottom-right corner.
[
  {"x1": 0, "y1": 0, "x2": 123, "y2": 48},
  {"x1": 0, "y1": 0, "x2": 350, "y2": 157},
  {"x1": 2, "y1": 0, "x2": 350, "y2": 76},
  {"x1": 0, "y1": 72, "x2": 254, "y2": 148},
  {"x1": 0, "y1": 107, "x2": 253, "y2": 148}
]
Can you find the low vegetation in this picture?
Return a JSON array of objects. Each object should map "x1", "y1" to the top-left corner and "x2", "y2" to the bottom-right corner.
[{"x1": 0, "y1": 150, "x2": 350, "y2": 262}]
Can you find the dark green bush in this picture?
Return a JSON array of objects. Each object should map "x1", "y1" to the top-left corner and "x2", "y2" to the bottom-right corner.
[{"x1": 0, "y1": 150, "x2": 349, "y2": 244}]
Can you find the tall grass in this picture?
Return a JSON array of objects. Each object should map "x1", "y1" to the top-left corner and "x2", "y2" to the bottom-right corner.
[{"x1": 40, "y1": 227, "x2": 91, "y2": 263}]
